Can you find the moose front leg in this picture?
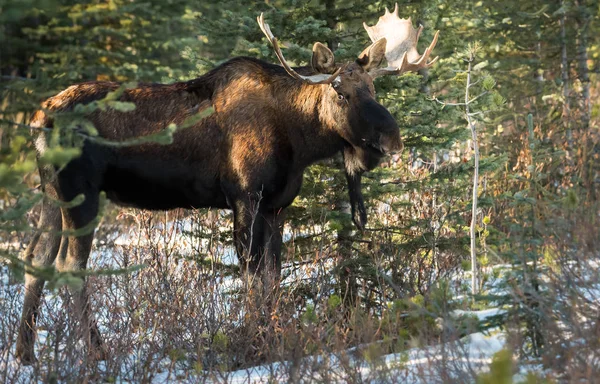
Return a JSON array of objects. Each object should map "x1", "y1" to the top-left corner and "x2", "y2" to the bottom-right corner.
[
  {"x1": 232, "y1": 197, "x2": 267, "y2": 276},
  {"x1": 263, "y1": 209, "x2": 286, "y2": 278}
]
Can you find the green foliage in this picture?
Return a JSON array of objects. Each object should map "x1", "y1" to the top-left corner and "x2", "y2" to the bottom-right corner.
[
  {"x1": 477, "y1": 349, "x2": 513, "y2": 384},
  {"x1": 302, "y1": 304, "x2": 318, "y2": 325},
  {"x1": 327, "y1": 294, "x2": 342, "y2": 312},
  {"x1": 0, "y1": 0, "x2": 207, "y2": 288}
]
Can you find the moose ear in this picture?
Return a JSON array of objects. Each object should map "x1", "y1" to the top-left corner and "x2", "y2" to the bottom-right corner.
[
  {"x1": 356, "y1": 38, "x2": 387, "y2": 72},
  {"x1": 311, "y1": 42, "x2": 337, "y2": 74}
]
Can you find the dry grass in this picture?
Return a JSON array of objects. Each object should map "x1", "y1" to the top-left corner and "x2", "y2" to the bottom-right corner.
[
  {"x1": 0, "y1": 205, "x2": 479, "y2": 383},
  {"x1": 1, "y1": 201, "x2": 597, "y2": 383}
]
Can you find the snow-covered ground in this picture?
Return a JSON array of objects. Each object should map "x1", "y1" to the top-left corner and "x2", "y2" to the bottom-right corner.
[
  {"x1": 0, "y1": 258, "x2": 523, "y2": 384},
  {"x1": 0, "y1": 318, "x2": 507, "y2": 384},
  {"x1": 4, "y1": 217, "x2": 597, "y2": 383},
  {"x1": 206, "y1": 324, "x2": 507, "y2": 384}
]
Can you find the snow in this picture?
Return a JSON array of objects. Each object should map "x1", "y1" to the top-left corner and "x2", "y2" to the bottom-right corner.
[
  {"x1": 174, "y1": 328, "x2": 507, "y2": 383},
  {"x1": 0, "y1": 251, "x2": 517, "y2": 384},
  {"x1": 452, "y1": 308, "x2": 506, "y2": 322},
  {"x1": 0, "y1": 222, "x2": 563, "y2": 383},
  {"x1": 130, "y1": 309, "x2": 510, "y2": 384}
]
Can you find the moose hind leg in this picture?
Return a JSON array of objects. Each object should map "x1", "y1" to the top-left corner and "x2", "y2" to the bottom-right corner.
[
  {"x1": 56, "y1": 191, "x2": 106, "y2": 361},
  {"x1": 16, "y1": 198, "x2": 62, "y2": 364}
]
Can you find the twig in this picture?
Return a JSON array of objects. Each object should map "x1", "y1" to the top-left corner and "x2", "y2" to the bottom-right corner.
[
  {"x1": 0, "y1": 118, "x2": 53, "y2": 132},
  {"x1": 465, "y1": 51, "x2": 480, "y2": 299}
]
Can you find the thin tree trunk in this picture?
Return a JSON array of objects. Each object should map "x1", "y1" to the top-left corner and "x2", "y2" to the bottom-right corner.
[
  {"x1": 324, "y1": 0, "x2": 338, "y2": 51},
  {"x1": 323, "y1": 0, "x2": 358, "y2": 310},
  {"x1": 432, "y1": 152, "x2": 439, "y2": 277},
  {"x1": 574, "y1": 0, "x2": 593, "y2": 197},
  {"x1": 465, "y1": 52, "x2": 479, "y2": 297},
  {"x1": 575, "y1": 2, "x2": 591, "y2": 131}
]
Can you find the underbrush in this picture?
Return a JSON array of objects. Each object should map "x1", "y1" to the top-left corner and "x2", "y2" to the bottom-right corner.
[
  {"x1": 0, "y1": 207, "x2": 486, "y2": 383},
  {"x1": 0, "y1": 202, "x2": 597, "y2": 383}
]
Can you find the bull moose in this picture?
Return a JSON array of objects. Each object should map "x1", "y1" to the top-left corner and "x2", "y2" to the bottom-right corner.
[{"x1": 16, "y1": 6, "x2": 439, "y2": 363}]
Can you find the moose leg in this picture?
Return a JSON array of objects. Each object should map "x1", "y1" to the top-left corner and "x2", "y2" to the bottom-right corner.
[
  {"x1": 263, "y1": 209, "x2": 286, "y2": 278},
  {"x1": 55, "y1": 191, "x2": 106, "y2": 361},
  {"x1": 232, "y1": 198, "x2": 267, "y2": 276},
  {"x1": 16, "y1": 197, "x2": 62, "y2": 364}
]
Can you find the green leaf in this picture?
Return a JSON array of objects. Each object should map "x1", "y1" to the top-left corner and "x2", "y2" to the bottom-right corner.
[
  {"x1": 109, "y1": 101, "x2": 136, "y2": 112},
  {"x1": 492, "y1": 92, "x2": 506, "y2": 107},
  {"x1": 38, "y1": 146, "x2": 82, "y2": 167},
  {"x1": 473, "y1": 60, "x2": 489, "y2": 71},
  {"x1": 482, "y1": 76, "x2": 496, "y2": 91}
]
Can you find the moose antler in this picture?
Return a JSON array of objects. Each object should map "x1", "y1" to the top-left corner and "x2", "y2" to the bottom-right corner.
[
  {"x1": 257, "y1": 13, "x2": 341, "y2": 85},
  {"x1": 363, "y1": 4, "x2": 439, "y2": 78}
]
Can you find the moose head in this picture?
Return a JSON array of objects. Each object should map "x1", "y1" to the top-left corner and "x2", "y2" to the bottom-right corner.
[
  {"x1": 258, "y1": 9, "x2": 438, "y2": 163},
  {"x1": 258, "y1": 5, "x2": 439, "y2": 229}
]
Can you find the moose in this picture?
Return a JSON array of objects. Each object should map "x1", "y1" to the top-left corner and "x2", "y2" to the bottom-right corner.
[{"x1": 16, "y1": 6, "x2": 439, "y2": 363}]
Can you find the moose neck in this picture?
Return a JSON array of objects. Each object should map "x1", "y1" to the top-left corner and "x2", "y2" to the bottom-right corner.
[
  {"x1": 279, "y1": 80, "x2": 347, "y2": 167},
  {"x1": 196, "y1": 57, "x2": 348, "y2": 167}
]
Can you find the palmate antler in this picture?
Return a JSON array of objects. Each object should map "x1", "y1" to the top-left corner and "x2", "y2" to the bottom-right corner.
[
  {"x1": 363, "y1": 3, "x2": 439, "y2": 78},
  {"x1": 257, "y1": 13, "x2": 341, "y2": 85}
]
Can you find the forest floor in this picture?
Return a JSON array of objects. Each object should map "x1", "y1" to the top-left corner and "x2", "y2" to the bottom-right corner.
[
  {"x1": 0, "y1": 264, "x2": 545, "y2": 383},
  {"x1": 1, "y1": 217, "x2": 593, "y2": 383}
]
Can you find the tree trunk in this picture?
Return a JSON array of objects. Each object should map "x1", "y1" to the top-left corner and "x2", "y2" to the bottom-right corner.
[
  {"x1": 574, "y1": 0, "x2": 593, "y2": 198},
  {"x1": 465, "y1": 52, "x2": 479, "y2": 298}
]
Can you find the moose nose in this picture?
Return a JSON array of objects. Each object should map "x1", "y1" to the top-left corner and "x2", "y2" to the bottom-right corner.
[
  {"x1": 374, "y1": 109, "x2": 402, "y2": 153},
  {"x1": 360, "y1": 98, "x2": 402, "y2": 153},
  {"x1": 380, "y1": 132, "x2": 403, "y2": 154}
]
